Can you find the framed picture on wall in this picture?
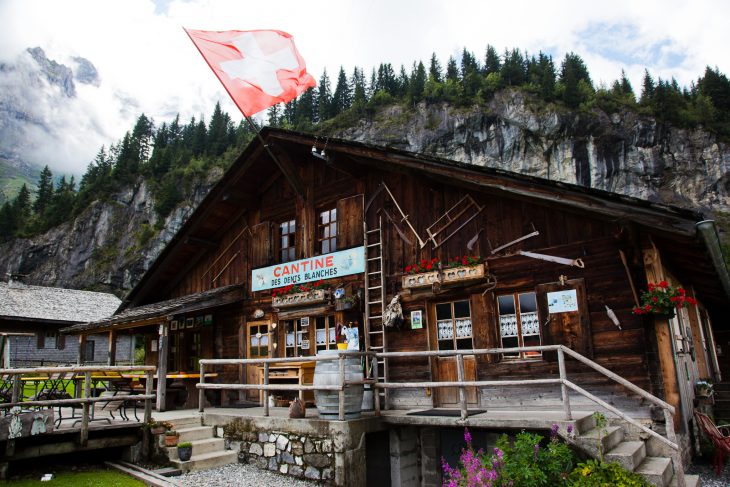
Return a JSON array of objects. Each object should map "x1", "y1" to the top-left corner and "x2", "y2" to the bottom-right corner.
[
  {"x1": 185, "y1": 318, "x2": 194, "y2": 329},
  {"x1": 204, "y1": 314, "x2": 213, "y2": 326},
  {"x1": 195, "y1": 316, "x2": 203, "y2": 327},
  {"x1": 301, "y1": 317, "x2": 309, "y2": 328},
  {"x1": 410, "y1": 310, "x2": 423, "y2": 330},
  {"x1": 170, "y1": 320, "x2": 178, "y2": 331}
]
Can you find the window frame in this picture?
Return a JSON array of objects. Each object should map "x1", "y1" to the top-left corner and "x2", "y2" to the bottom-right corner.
[
  {"x1": 497, "y1": 291, "x2": 542, "y2": 360},
  {"x1": 283, "y1": 319, "x2": 308, "y2": 357},
  {"x1": 435, "y1": 299, "x2": 474, "y2": 351},
  {"x1": 313, "y1": 315, "x2": 337, "y2": 353},
  {"x1": 317, "y1": 207, "x2": 337, "y2": 255},
  {"x1": 278, "y1": 218, "x2": 297, "y2": 263}
]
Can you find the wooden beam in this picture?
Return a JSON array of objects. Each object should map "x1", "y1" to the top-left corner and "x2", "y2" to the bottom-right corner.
[
  {"x1": 156, "y1": 324, "x2": 168, "y2": 412},
  {"x1": 107, "y1": 330, "x2": 116, "y2": 366},
  {"x1": 271, "y1": 145, "x2": 306, "y2": 201},
  {"x1": 184, "y1": 236, "x2": 218, "y2": 248},
  {"x1": 221, "y1": 191, "x2": 257, "y2": 207}
]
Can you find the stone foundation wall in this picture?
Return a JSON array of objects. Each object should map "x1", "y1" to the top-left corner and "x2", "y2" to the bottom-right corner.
[{"x1": 228, "y1": 429, "x2": 335, "y2": 483}]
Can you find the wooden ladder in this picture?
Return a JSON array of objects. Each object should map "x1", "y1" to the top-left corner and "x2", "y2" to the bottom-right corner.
[{"x1": 363, "y1": 216, "x2": 389, "y2": 408}]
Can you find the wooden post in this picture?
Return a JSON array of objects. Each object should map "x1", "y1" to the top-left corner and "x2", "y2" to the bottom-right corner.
[
  {"x1": 664, "y1": 408, "x2": 685, "y2": 487},
  {"x1": 456, "y1": 354, "x2": 467, "y2": 420},
  {"x1": 338, "y1": 354, "x2": 346, "y2": 421},
  {"x1": 6, "y1": 373, "x2": 21, "y2": 456},
  {"x1": 156, "y1": 325, "x2": 168, "y2": 412},
  {"x1": 199, "y1": 362, "x2": 205, "y2": 413},
  {"x1": 142, "y1": 368, "x2": 153, "y2": 460},
  {"x1": 80, "y1": 371, "x2": 91, "y2": 446},
  {"x1": 263, "y1": 362, "x2": 270, "y2": 417},
  {"x1": 107, "y1": 330, "x2": 117, "y2": 366},
  {"x1": 373, "y1": 354, "x2": 381, "y2": 416},
  {"x1": 558, "y1": 348, "x2": 573, "y2": 420},
  {"x1": 76, "y1": 335, "x2": 87, "y2": 399}
]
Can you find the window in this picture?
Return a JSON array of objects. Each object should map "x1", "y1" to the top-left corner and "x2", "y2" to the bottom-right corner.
[
  {"x1": 283, "y1": 319, "x2": 308, "y2": 357},
  {"x1": 314, "y1": 315, "x2": 337, "y2": 352},
  {"x1": 248, "y1": 323, "x2": 270, "y2": 358},
  {"x1": 44, "y1": 330, "x2": 57, "y2": 349},
  {"x1": 436, "y1": 300, "x2": 473, "y2": 351},
  {"x1": 497, "y1": 292, "x2": 542, "y2": 359},
  {"x1": 85, "y1": 340, "x2": 95, "y2": 362},
  {"x1": 318, "y1": 207, "x2": 337, "y2": 254},
  {"x1": 279, "y1": 219, "x2": 296, "y2": 262}
]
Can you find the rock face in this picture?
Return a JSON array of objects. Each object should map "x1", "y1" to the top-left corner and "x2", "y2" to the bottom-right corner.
[
  {"x1": 2, "y1": 91, "x2": 729, "y2": 294},
  {"x1": 337, "y1": 90, "x2": 730, "y2": 213},
  {"x1": 0, "y1": 171, "x2": 219, "y2": 296}
]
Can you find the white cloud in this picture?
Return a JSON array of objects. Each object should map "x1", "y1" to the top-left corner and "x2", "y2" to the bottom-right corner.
[{"x1": 0, "y1": 0, "x2": 728, "y2": 175}]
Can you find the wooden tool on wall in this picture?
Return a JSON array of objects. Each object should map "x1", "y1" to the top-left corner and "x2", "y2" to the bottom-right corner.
[{"x1": 426, "y1": 194, "x2": 485, "y2": 249}]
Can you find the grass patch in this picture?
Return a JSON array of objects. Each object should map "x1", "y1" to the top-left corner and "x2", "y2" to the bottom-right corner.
[{"x1": 7, "y1": 469, "x2": 145, "y2": 486}]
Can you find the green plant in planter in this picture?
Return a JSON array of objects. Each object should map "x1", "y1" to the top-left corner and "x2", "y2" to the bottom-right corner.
[
  {"x1": 146, "y1": 420, "x2": 173, "y2": 434},
  {"x1": 567, "y1": 459, "x2": 650, "y2": 486},
  {"x1": 177, "y1": 441, "x2": 193, "y2": 462},
  {"x1": 164, "y1": 430, "x2": 180, "y2": 446}
]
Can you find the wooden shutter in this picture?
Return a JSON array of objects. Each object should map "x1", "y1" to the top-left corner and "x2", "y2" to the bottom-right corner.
[
  {"x1": 470, "y1": 293, "x2": 499, "y2": 364},
  {"x1": 37, "y1": 332, "x2": 45, "y2": 349},
  {"x1": 56, "y1": 333, "x2": 66, "y2": 350},
  {"x1": 336, "y1": 194, "x2": 364, "y2": 249},
  {"x1": 536, "y1": 278, "x2": 591, "y2": 361},
  {"x1": 250, "y1": 221, "x2": 273, "y2": 268}
]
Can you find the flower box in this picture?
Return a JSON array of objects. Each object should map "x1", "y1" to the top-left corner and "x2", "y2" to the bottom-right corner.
[
  {"x1": 402, "y1": 270, "x2": 440, "y2": 289},
  {"x1": 272, "y1": 289, "x2": 330, "y2": 308},
  {"x1": 442, "y1": 263, "x2": 486, "y2": 284}
]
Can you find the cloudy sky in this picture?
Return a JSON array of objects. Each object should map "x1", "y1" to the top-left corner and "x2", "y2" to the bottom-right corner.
[{"x1": 1, "y1": 0, "x2": 728, "y2": 175}]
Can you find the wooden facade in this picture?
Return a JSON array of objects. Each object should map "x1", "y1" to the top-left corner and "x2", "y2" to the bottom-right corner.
[{"x1": 69, "y1": 129, "x2": 729, "y2": 435}]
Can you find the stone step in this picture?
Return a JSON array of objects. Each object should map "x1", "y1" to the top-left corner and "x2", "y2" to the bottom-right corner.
[
  {"x1": 604, "y1": 441, "x2": 646, "y2": 471},
  {"x1": 635, "y1": 457, "x2": 673, "y2": 487},
  {"x1": 166, "y1": 438, "x2": 225, "y2": 460},
  {"x1": 668, "y1": 473, "x2": 701, "y2": 487},
  {"x1": 177, "y1": 426, "x2": 215, "y2": 443},
  {"x1": 168, "y1": 417, "x2": 202, "y2": 430},
  {"x1": 575, "y1": 425, "x2": 624, "y2": 457},
  {"x1": 573, "y1": 413, "x2": 596, "y2": 435},
  {"x1": 171, "y1": 450, "x2": 238, "y2": 472}
]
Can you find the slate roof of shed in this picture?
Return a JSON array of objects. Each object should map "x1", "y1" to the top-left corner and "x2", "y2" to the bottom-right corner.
[
  {"x1": 61, "y1": 283, "x2": 245, "y2": 334},
  {"x1": 0, "y1": 281, "x2": 121, "y2": 323}
]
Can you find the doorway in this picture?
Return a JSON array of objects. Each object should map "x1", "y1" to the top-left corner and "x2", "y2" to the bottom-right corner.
[
  {"x1": 245, "y1": 321, "x2": 270, "y2": 402},
  {"x1": 432, "y1": 299, "x2": 478, "y2": 407}
]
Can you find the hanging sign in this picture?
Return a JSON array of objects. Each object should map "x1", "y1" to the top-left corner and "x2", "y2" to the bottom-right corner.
[
  {"x1": 547, "y1": 289, "x2": 579, "y2": 313},
  {"x1": 251, "y1": 246, "x2": 366, "y2": 292}
]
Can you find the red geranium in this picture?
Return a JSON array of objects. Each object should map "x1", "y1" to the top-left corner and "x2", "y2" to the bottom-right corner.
[{"x1": 632, "y1": 282, "x2": 698, "y2": 315}]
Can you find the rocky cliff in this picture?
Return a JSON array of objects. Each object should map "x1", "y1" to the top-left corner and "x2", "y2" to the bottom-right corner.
[{"x1": 2, "y1": 90, "x2": 728, "y2": 295}]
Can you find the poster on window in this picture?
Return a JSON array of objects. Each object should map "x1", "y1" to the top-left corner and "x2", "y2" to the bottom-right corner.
[{"x1": 547, "y1": 289, "x2": 579, "y2": 313}]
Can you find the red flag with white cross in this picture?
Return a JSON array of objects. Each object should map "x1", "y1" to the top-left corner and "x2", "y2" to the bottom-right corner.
[{"x1": 185, "y1": 29, "x2": 316, "y2": 117}]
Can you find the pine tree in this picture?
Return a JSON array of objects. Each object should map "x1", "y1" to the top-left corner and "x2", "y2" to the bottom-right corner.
[
  {"x1": 350, "y1": 67, "x2": 367, "y2": 109},
  {"x1": 559, "y1": 52, "x2": 593, "y2": 108},
  {"x1": 207, "y1": 102, "x2": 232, "y2": 156},
  {"x1": 640, "y1": 69, "x2": 655, "y2": 106},
  {"x1": 13, "y1": 184, "x2": 31, "y2": 232},
  {"x1": 484, "y1": 45, "x2": 501, "y2": 75},
  {"x1": 408, "y1": 61, "x2": 427, "y2": 103},
  {"x1": 33, "y1": 165, "x2": 54, "y2": 215},
  {"x1": 501, "y1": 49, "x2": 526, "y2": 86},
  {"x1": 331, "y1": 66, "x2": 352, "y2": 115},
  {"x1": 428, "y1": 53, "x2": 442, "y2": 83},
  {"x1": 446, "y1": 56, "x2": 459, "y2": 82},
  {"x1": 317, "y1": 69, "x2": 332, "y2": 122},
  {"x1": 295, "y1": 87, "x2": 316, "y2": 125}
]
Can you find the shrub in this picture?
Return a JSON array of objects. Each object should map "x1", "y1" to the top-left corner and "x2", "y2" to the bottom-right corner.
[
  {"x1": 177, "y1": 441, "x2": 192, "y2": 449},
  {"x1": 567, "y1": 459, "x2": 650, "y2": 486}
]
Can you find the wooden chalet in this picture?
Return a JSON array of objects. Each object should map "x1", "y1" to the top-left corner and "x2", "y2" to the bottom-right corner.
[{"x1": 63, "y1": 127, "x2": 728, "y2": 450}]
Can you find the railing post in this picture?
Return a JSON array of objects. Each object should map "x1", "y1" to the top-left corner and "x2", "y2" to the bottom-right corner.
[
  {"x1": 199, "y1": 362, "x2": 205, "y2": 413},
  {"x1": 372, "y1": 353, "x2": 381, "y2": 416},
  {"x1": 80, "y1": 371, "x2": 91, "y2": 446},
  {"x1": 11, "y1": 372, "x2": 20, "y2": 403},
  {"x1": 664, "y1": 409, "x2": 685, "y2": 487},
  {"x1": 263, "y1": 362, "x2": 270, "y2": 417},
  {"x1": 456, "y1": 353, "x2": 467, "y2": 420},
  {"x1": 144, "y1": 369, "x2": 153, "y2": 425},
  {"x1": 338, "y1": 354, "x2": 346, "y2": 421},
  {"x1": 557, "y1": 347, "x2": 572, "y2": 421}
]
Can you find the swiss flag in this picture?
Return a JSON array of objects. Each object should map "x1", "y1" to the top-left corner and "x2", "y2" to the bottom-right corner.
[{"x1": 185, "y1": 29, "x2": 316, "y2": 117}]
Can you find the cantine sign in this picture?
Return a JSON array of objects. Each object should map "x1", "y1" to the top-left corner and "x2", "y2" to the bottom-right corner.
[{"x1": 251, "y1": 246, "x2": 365, "y2": 292}]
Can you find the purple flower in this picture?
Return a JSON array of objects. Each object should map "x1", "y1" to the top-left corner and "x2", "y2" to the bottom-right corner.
[
  {"x1": 567, "y1": 424, "x2": 574, "y2": 435},
  {"x1": 464, "y1": 427, "x2": 472, "y2": 444},
  {"x1": 494, "y1": 447, "x2": 503, "y2": 459},
  {"x1": 550, "y1": 423, "x2": 559, "y2": 439},
  {"x1": 533, "y1": 443, "x2": 540, "y2": 461}
]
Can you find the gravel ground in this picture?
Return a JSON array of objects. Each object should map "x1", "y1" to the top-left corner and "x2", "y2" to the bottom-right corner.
[
  {"x1": 176, "y1": 463, "x2": 320, "y2": 487},
  {"x1": 687, "y1": 461, "x2": 730, "y2": 487}
]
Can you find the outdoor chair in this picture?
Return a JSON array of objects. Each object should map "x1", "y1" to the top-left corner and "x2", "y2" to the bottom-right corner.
[{"x1": 694, "y1": 410, "x2": 730, "y2": 475}]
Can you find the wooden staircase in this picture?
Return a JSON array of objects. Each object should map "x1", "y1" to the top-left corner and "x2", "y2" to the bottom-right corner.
[
  {"x1": 164, "y1": 416, "x2": 236, "y2": 472},
  {"x1": 569, "y1": 413, "x2": 700, "y2": 487}
]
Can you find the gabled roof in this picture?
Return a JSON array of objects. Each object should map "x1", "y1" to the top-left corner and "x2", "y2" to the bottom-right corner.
[
  {"x1": 0, "y1": 281, "x2": 121, "y2": 324},
  {"x1": 62, "y1": 284, "x2": 244, "y2": 334},
  {"x1": 121, "y1": 127, "x2": 730, "y2": 311}
]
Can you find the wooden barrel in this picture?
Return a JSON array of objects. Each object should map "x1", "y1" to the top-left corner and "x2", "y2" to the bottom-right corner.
[{"x1": 313, "y1": 350, "x2": 364, "y2": 420}]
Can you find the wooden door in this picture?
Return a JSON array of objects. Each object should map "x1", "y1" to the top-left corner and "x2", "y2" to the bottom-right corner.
[
  {"x1": 245, "y1": 321, "x2": 270, "y2": 402},
  {"x1": 673, "y1": 308, "x2": 699, "y2": 430},
  {"x1": 432, "y1": 299, "x2": 478, "y2": 407}
]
